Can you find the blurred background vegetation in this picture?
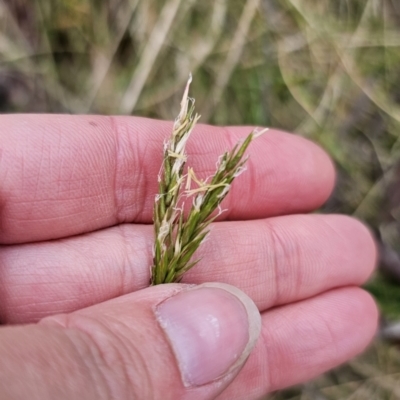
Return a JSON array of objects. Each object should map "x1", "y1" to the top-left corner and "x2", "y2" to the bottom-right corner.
[{"x1": 1, "y1": 0, "x2": 400, "y2": 398}]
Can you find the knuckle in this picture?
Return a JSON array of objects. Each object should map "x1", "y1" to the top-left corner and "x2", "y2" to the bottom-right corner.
[
  {"x1": 50, "y1": 314, "x2": 155, "y2": 400},
  {"x1": 107, "y1": 116, "x2": 147, "y2": 223}
]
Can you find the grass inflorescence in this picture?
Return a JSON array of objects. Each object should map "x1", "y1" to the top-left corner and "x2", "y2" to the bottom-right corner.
[{"x1": 151, "y1": 76, "x2": 266, "y2": 285}]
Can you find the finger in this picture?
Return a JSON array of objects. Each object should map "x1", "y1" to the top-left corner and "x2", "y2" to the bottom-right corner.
[
  {"x1": 0, "y1": 214, "x2": 376, "y2": 323},
  {"x1": 218, "y1": 287, "x2": 379, "y2": 400},
  {"x1": 0, "y1": 283, "x2": 261, "y2": 400},
  {"x1": 0, "y1": 114, "x2": 335, "y2": 243}
]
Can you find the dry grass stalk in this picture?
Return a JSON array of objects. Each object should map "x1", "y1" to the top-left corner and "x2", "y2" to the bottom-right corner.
[{"x1": 151, "y1": 75, "x2": 267, "y2": 285}]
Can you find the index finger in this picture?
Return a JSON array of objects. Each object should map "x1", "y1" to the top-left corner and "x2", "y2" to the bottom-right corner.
[{"x1": 0, "y1": 114, "x2": 335, "y2": 243}]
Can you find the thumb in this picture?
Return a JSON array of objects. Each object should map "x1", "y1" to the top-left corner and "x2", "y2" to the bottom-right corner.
[{"x1": 0, "y1": 283, "x2": 261, "y2": 400}]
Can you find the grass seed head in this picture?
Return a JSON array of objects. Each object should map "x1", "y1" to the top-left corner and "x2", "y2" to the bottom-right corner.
[{"x1": 151, "y1": 76, "x2": 267, "y2": 285}]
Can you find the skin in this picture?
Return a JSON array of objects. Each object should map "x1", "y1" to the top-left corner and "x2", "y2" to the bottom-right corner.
[{"x1": 0, "y1": 115, "x2": 378, "y2": 399}]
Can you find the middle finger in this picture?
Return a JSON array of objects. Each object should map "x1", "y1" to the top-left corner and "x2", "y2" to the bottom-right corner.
[{"x1": 0, "y1": 214, "x2": 376, "y2": 323}]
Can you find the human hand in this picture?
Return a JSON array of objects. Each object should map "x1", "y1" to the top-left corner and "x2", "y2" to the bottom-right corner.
[{"x1": 0, "y1": 115, "x2": 377, "y2": 399}]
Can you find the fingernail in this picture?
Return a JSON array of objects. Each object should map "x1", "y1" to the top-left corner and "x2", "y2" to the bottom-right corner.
[{"x1": 155, "y1": 283, "x2": 261, "y2": 387}]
